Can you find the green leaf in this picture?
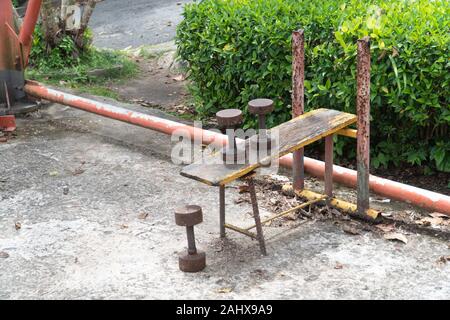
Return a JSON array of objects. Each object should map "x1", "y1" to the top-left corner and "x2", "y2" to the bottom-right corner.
[{"x1": 388, "y1": 55, "x2": 402, "y2": 93}]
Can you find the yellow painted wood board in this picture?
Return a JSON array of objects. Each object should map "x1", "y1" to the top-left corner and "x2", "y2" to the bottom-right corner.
[{"x1": 181, "y1": 108, "x2": 356, "y2": 186}]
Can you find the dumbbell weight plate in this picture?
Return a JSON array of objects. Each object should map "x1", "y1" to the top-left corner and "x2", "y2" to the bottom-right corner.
[
  {"x1": 216, "y1": 109, "x2": 243, "y2": 128},
  {"x1": 248, "y1": 99, "x2": 274, "y2": 115},
  {"x1": 179, "y1": 251, "x2": 206, "y2": 273},
  {"x1": 174, "y1": 205, "x2": 203, "y2": 227}
]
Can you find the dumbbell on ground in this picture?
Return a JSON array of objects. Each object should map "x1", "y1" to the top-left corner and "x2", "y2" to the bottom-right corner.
[
  {"x1": 216, "y1": 109, "x2": 245, "y2": 163},
  {"x1": 175, "y1": 205, "x2": 206, "y2": 273}
]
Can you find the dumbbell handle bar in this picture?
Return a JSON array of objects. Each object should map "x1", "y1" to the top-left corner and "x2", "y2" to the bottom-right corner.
[{"x1": 186, "y1": 226, "x2": 197, "y2": 255}]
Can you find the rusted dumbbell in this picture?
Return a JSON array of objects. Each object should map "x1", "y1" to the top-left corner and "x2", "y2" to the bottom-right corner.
[
  {"x1": 216, "y1": 109, "x2": 245, "y2": 163},
  {"x1": 175, "y1": 205, "x2": 206, "y2": 273},
  {"x1": 248, "y1": 99, "x2": 276, "y2": 165},
  {"x1": 248, "y1": 98, "x2": 275, "y2": 149}
]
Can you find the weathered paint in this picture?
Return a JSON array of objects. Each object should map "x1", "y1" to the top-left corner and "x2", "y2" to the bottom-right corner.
[
  {"x1": 356, "y1": 37, "x2": 371, "y2": 216},
  {"x1": 181, "y1": 109, "x2": 356, "y2": 186},
  {"x1": 292, "y1": 30, "x2": 305, "y2": 191},
  {"x1": 0, "y1": 114, "x2": 16, "y2": 131},
  {"x1": 24, "y1": 82, "x2": 450, "y2": 215},
  {"x1": 337, "y1": 128, "x2": 357, "y2": 138}
]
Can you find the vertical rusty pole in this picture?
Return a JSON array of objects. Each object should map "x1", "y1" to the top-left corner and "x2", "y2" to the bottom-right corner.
[
  {"x1": 356, "y1": 37, "x2": 371, "y2": 216},
  {"x1": 292, "y1": 29, "x2": 305, "y2": 191},
  {"x1": 219, "y1": 185, "x2": 225, "y2": 238},
  {"x1": 324, "y1": 135, "x2": 334, "y2": 198}
]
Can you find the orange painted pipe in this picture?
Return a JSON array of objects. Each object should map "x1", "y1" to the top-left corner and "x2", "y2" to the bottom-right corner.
[
  {"x1": 18, "y1": 0, "x2": 42, "y2": 66},
  {"x1": 0, "y1": 0, "x2": 15, "y2": 70},
  {"x1": 24, "y1": 81, "x2": 450, "y2": 215}
]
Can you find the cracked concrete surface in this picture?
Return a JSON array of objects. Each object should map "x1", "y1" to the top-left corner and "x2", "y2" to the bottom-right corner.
[{"x1": 1, "y1": 99, "x2": 449, "y2": 299}]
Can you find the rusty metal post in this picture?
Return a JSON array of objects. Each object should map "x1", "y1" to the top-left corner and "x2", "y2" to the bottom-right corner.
[
  {"x1": 292, "y1": 30, "x2": 305, "y2": 191},
  {"x1": 356, "y1": 37, "x2": 371, "y2": 216},
  {"x1": 219, "y1": 185, "x2": 225, "y2": 238},
  {"x1": 324, "y1": 135, "x2": 334, "y2": 198}
]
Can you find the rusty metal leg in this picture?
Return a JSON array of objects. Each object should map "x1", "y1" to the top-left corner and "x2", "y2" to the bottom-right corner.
[
  {"x1": 293, "y1": 149, "x2": 305, "y2": 190},
  {"x1": 324, "y1": 135, "x2": 334, "y2": 199},
  {"x1": 219, "y1": 185, "x2": 226, "y2": 238},
  {"x1": 292, "y1": 29, "x2": 305, "y2": 191},
  {"x1": 247, "y1": 178, "x2": 267, "y2": 256},
  {"x1": 356, "y1": 37, "x2": 371, "y2": 216}
]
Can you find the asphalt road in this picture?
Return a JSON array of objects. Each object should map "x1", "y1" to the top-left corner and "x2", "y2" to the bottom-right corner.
[{"x1": 90, "y1": 0, "x2": 192, "y2": 49}]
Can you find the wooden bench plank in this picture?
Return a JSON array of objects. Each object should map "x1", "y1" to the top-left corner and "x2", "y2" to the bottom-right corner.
[{"x1": 181, "y1": 108, "x2": 356, "y2": 186}]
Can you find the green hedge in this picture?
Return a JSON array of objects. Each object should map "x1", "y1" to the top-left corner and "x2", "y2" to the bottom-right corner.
[{"x1": 176, "y1": 0, "x2": 450, "y2": 172}]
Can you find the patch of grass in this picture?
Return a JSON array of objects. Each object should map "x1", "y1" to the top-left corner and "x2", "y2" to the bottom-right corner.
[
  {"x1": 68, "y1": 85, "x2": 121, "y2": 100},
  {"x1": 166, "y1": 111, "x2": 197, "y2": 121},
  {"x1": 27, "y1": 49, "x2": 138, "y2": 84},
  {"x1": 130, "y1": 43, "x2": 177, "y2": 60},
  {"x1": 26, "y1": 25, "x2": 138, "y2": 100},
  {"x1": 137, "y1": 47, "x2": 164, "y2": 60},
  {"x1": 27, "y1": 48, "x2": 137, "y2": 99}
]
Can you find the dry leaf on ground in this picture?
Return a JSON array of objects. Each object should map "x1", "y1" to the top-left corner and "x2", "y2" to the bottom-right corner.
[
  {"x1": 138, "y1": 212, "x2": 149, "y2": 220},
  {"x1": 342, "y1": 225, "x2": 361, "y2": 235},
  {"x1": 437, "y1": 256, "x2": 450, "y2": 264},
  {"x1": 416, "y1": 217, "x2": 444, "y2": 227},
  {"x1": 172, "y1": 74, "x2": 185, "y2": 82},
  {"x1": 72, "y1": 168, "x2": 85, "y2": 176},
  {"x1": 429, "y1": 212, "x2": 449, "y2": 219},
  {"x1": 217, "y1": 287, "x2": 233, "y2": 294},
  {"x1": 281, "y1": 184, "x2": 295, "y2": 197},
  {"x1": 375, "y1": 224, "x2": 395, "y2": 233},
  {"x1": 238, "y1": 185, "x2": 249, "y2": 194},
  {"x1": 384, "y1": 232, "x2": 408, "y2": 244}
]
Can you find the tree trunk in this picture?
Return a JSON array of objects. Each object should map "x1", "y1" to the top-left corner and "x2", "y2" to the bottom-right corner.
[{"x1": 39, "y1": 0, "x2": 102, "y2": 52}]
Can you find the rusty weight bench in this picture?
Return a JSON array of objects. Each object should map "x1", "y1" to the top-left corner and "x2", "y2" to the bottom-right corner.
[{"x1": 181, "y1": 107, "x2": 357, "y2": 255}]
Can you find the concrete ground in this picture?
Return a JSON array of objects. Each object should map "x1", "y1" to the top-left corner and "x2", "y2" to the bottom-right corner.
[
  {"x1": 1, "y1": 98, "x2": 449, "y2": 300},
  {"x1": 90, "y1": 0, "x2": 192, "y2": 49}
]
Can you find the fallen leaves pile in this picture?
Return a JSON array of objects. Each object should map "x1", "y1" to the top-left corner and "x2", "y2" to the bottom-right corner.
[{"x1": 232, "y1": 175, "x2": 450, "y2": 249}]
